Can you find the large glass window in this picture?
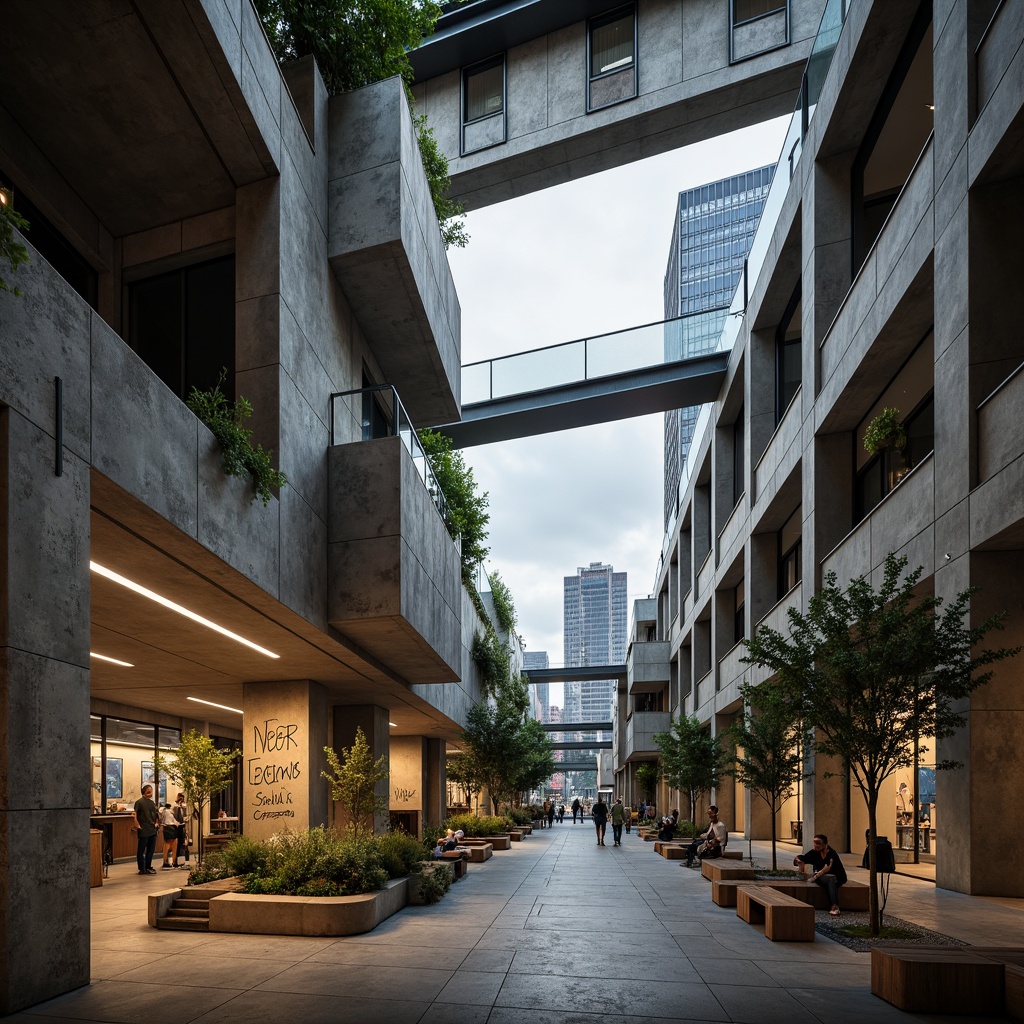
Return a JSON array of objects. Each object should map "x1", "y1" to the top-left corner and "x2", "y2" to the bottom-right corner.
[
  {"x1": 128, "y1": 254, "x2": 235, "y2": 403},
  {"x1": 588, "y1": 5, "x2": 636, "y2": 111}
]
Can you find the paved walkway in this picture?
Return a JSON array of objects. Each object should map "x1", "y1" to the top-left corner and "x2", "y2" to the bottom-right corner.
[{"x1": 15, "y1": 824, "x2": 1022, "y2": 1024}]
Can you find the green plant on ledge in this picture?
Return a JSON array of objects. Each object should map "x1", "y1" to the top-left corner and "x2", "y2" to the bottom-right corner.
[
  {"x1": 0, "y1": 193, "x2": 30, "y2": 296},
  {"x1": 863, "y1": 407, "x2": 907, "y2": 456},
  {"x1": 186, "y1": 372, "x2": 287, "y2": 506}
]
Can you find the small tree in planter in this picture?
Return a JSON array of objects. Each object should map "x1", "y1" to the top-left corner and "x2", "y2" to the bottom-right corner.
[
  {"x1": 635, "y1": 761, "x2": 659, "y2": 811},
  {"x1": 655, "y1": 716, "x2": 731, "y2": 827},
  {"x1": 862, "y1": 407, "x2": 906, "y2": 456},
  {"x1": 154, "y1": 731, "x2": 240, "y2": 866},
  {"x1": 323, "y1": 727, "x2": 389, "y2": 838}
]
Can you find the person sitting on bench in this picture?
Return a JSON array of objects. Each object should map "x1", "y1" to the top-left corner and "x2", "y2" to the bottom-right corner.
[
  {"x1": 685, "y1": 805, "x2": 728, "y2": 867},
  {"x1": 794, "y1": 833, "x2": 847, "y2": 916}
]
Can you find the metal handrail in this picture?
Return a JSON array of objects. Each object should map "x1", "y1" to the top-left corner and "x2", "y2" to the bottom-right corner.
[{"x1": 328, "y1": 384, "x2": 460, "y2": 547}]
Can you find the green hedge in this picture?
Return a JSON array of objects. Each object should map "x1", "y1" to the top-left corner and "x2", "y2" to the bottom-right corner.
[{"x1": 444, "y1": 813, "x2": 513, "y2": 837}]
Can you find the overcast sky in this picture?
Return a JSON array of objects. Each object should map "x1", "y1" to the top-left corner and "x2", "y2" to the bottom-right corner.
[{"x1": 446, "y1": 116, "x2": 789, "y2": 694}]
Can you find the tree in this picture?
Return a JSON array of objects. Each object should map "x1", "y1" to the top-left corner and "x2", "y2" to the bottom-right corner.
[
  {"x1": 654, "y1": 715, "x2": 730, "y2": 826},
  {"x1": 421, "y1": 429, "x2": 490, "y2": 577},
  {"x1": 742, "y1": 553, "x2": 1019, "y2": 933},
  {"x1": 322, "y1": 726, "x2": 389, "y2": 838},
  {"x1": 254, "y1": 0, "x2": 468, "y2": 247},
  {"x1": 154, "y1": 730, "x2": 240, "y2": 866},
  {"x1": 635, "y1": 761, "x2": 659, "y2": 806},
  {"x1": 725, "y1": 682, "x2": 806, "y2": 868}
]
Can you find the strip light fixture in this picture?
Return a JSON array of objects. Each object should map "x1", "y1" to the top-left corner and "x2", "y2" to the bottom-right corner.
[
  {"x1": 90, "y1": 652, "x2": 134, "y2": 667},
  {"x1": 89, "y1": 561, "x2": 280, "y2": 659},
  {"x1": 188, "y1": 696, "x2": 244, "y2": 715}
]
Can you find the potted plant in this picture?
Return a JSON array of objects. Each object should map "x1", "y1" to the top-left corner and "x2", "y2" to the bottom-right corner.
[{"x1": 863, "y1": 407, "x2": 907, "y2": 456}]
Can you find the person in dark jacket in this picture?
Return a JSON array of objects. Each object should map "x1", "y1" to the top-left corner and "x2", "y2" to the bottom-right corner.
[
  {"x1": 795, "y1": 833, "x2": 848, "y2": 915},
  {"x1": 591, "y1": 797, "x2": 609, "y2": 846}
]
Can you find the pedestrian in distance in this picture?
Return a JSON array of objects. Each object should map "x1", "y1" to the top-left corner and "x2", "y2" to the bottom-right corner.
[
  {"x1": 558, "y1": 803, "x2": 565, "y2": 823},
  {"x1": 591, "y1": 795, "x2": 609, "y2": 846},
  {"x1": 610, "y1": 798, "x2": 626, "y2": 845},
  {"x1": 547, "y1": 801, "x2": 556, "y2": 827},
  {"x1": 571, "y1": 797, "x2": 581, "y2": 824}
]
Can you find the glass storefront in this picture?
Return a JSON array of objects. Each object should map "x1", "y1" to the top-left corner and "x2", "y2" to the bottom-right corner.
[{"x1": 89, "y1": 714, "x2": 180, "y2": 814}]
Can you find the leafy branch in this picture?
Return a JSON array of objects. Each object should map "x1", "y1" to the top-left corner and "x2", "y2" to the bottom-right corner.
[
  {"x1": 187, "y1": 371, "x2": 287, "y2": 506},
  {"x1": 1, "y1": 196, "x2": 30, "y2": 296}
]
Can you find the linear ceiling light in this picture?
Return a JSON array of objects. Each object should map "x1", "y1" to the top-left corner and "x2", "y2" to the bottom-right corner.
[
  {"x1": 188, "y1": 696, "x2": 244, "y2": 715},
  {"x1": 89, "y1": 561, "x2": 280, "y2": 659},
  {"x1": 90, "y1": 651, "x2": 134, "y2": 667}
]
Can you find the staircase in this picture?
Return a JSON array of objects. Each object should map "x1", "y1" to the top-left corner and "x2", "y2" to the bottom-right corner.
[{"x1": 157, "y1": 894, "x2": 210, "y2": 931}]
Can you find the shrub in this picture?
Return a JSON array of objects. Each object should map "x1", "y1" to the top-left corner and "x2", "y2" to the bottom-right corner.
[
  {"x1": 413, "y1": 863, "x2": 451, "y2": 904},
  {"x1": 445, "y1": 813, "x2": 510, "y2": 837},
  {"x1": 507, "y1": 807, "x2": 532, "y2": 826},
  {"x1": 422, "y1": 824, "x2": 446, "y2": 855},
  {"x1": 376, "y1": 830, "x2": 429, "y2": 878},
  {"x1": 186, "y1": 854, "x2": 231, "y2": 886},
  {"x1": 221, "y1": 834, "x2": 270, "y2": 877}
]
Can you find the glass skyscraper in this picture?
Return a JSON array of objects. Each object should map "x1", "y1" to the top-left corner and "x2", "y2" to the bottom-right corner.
[{"x1": 663, "y1": 164, "x2": 776, "y2": 524}]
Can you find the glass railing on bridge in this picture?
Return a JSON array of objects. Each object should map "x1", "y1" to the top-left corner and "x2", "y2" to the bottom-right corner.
[{"x1": 461, "y1": 308, "x2": 731, "y2": 405}]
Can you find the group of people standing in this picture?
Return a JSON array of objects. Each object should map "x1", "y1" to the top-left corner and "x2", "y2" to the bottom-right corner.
[{"x1": 132, "y1": 786, "x2": 191, "y2": 874}]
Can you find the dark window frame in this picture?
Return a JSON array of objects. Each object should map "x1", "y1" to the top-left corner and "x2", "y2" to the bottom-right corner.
[
  {"x1": 732, "y1": 404, "x2": 745, "y2": 510},
  {"x1": 775, "y1": 281, "x2": 802, "y2": 424},
  {"x1": 732, "y1": 0, "x2": 787, "y2": 27},
  {"x1": 586, "y1": 3, "x2": 637, "y2": 113},
  {"x1": 461, "y1": 52, "x2": 507, "y2": 156},
  {"x1": 729, "y1": 0, "x2": 790, "y2": 64}
]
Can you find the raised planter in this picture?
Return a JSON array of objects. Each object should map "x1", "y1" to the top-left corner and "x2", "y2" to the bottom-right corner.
[
  {"x1": 204, "y1": 877, "x2": 409, "y2": 936},
  {"x1": 461, "y1": 834, "x2": 511, "y2": 851},
  {"x1": 509, "y1": 830, "x2": 523, "y2": 842}
]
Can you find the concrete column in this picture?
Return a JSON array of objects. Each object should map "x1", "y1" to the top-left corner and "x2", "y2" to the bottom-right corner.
[
  {"x1": 242, "y1": 680, "x2": 329, "y2": 840},
  {"x1": 0, "y1": 408, "x2": 91, "y2": 1013},
  {"x1": 713, "y1": 712, "x2": 737, "y2": 835},
  {"x1": 424, "y1": 738, "x2": 445, "y2": 830},
  {"x1": 937, "y1": 552, "x2": 1024, "y2": 896},
  {"x1": 389, "y1": 735, "x2": 431, "y2": 837},
  {"x1": 332, "y1": 705, "x2": 390, "y2": 834},
  {"x1": 804, "y1": 750, "x2": 847, "y2": 852}
]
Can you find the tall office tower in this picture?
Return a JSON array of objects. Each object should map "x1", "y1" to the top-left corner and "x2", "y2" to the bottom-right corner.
[
  {"x1": 663, "y1": 164, "x2": 776, "y2": 524},
  {"x1": 562, "y1": 562, "x2": 628, "y2": 725},
  {"x1": 524, "y1": 650, "x2": 550, "y2": 722}
]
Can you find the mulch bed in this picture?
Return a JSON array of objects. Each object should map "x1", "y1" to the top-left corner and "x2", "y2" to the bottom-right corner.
[{"x1": 814, "y1": 912, "x2": 969, "y2": 952}]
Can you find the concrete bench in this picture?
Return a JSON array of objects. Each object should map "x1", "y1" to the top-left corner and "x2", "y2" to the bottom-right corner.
[
  {"x1": 438, "y1": 852, "x2": 469, "y2": 879},
  {"x1": 712, "y1": 878, "x2": 869, "y2": 910},
  {"x1": 871, "y1": 947, "x2": 1006, "y2": 1015},
  {"x1": 460, "y1": 835, "x2": 511, "y2": 851},
  {"x1": 455, "y1": 843, "x2": 492, "y2": 862},
  {"x1": 736, "y1": 885, "x2": 815, "y2": 942},
  {"x1": 702, "y1": 860, "x2": 756, "y2": 882}
]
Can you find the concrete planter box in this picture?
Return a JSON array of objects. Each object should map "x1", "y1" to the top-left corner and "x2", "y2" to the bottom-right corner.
[
  {"x1": 456, "y1": 843, "x2": 492, "y2": 862},
  {"x1": 509, "y1": 830, "x2": 523, "y2": 841},
  {"x1": 206, "y1": 877, "x2": 408, "y2": 936},
  {"x1": 481, "y1": 834, "x2": 511, "y2": 850}
]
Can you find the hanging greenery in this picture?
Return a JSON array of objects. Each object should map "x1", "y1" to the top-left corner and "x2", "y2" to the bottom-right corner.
[
  {"x1": 488, "y1": 570, "x2": 517, "y2": 635},
  {"x1": 471, "y1": 625, "x2": 510, "y2": 698},
  {"x1": 863, "y1": 407, "x2": 907, "y2": 456},
  {"x1": 0, "y1": 196, "x2": 30, "y2": 296},
  {"x1": 187, "y1": 371, "x2": 287, "y2": 506}
]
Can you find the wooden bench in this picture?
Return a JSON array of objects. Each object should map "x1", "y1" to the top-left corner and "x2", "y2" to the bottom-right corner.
[
  {"x1": 736, "y1": 885, "x2": 815, "y2": 941},
  {"x1": 455, "y1": 843, "x2": 492, "y2": 862},
  {"x1": 712, "y1": 878, "x2": 869, "y2": 910},
  {"x1": 1006, "y1": 964, "x2": 1024, "y2": 1021},
  {"x1": 702, "y1": 861, "x2": 756, "y2": 882},
  {"x1": 871, "y1": 947, "x2": 1006, "y2": 1015},
  {"x1": 438, "y1": 852, "x2": 469, "y2": 879}
]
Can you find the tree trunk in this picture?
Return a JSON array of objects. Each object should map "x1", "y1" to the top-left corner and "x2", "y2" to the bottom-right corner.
[
  {"x1": 770, "y1": 802, "x2": 778, "y2": 870},
  {"x1": 868, "y1": 795, "x2": 879, "y2": 935}
]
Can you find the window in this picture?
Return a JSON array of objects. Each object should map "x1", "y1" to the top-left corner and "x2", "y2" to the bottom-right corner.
[
  {"x1": 776, "y1": 283, "x2": 802, "y2": 424},
  {"x1": 588, "y1": 5, "x2": 636, "y2": 112},
  {"x1": 732, "y1": 405, "x2": 745, "y2": 509},
  {"x1": 855, "y1": 395, "x2": 934, "y2": 521},
  {"x1": 462, "y1": 54, "x2": 505, "y2": 155},
  {"x1": 734, "y1": 0, "x2": 785, "y2": 24},
  {"x1": 733, "y1": 579, "x2": 745, "y2": 644},
  {"x1": 778, "y1": 506, "x2": 802, "y2": 599},
  {"x1": 128, "y1": 255, "x2": 235, "y2": 402}
]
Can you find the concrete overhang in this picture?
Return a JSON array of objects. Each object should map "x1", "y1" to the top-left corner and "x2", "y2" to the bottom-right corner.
[
  {"x1": 438, "y1": 350, "x2": 728, "y2": 447},
  {"x1": 327, "y1": 77, "x2": 461, "y2": 427},
  {"x1": 0, "y1": 1, "x2": 277, "y2": 238}
]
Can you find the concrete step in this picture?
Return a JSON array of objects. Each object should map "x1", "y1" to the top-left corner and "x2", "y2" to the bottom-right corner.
[
  {"x1": 166, "y1": 907, "x2": 209, "y2": 918},
  {"x1": 174, "y1": 899, "x2": 210, "y2": 911},
  {"x1": 157, "y1": 915, "x2": 209, "y2": 931}
]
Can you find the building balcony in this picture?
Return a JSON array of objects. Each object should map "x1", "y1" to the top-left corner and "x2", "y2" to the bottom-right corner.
[
  {"x1": 749, "y1": 582, "x2": 802, "y2": 685},
  {"x1": 624, "y1": 711, "x2": 671, "y2": 762},
  {"x1": 717, "y1": 639, "x2": 748, "y2": 694},
  {"x1": 327, "y1": 76, "x2": 461, "y2": 426},
  {"x1": 717, "y1": 498, "x2": 746, "y2": 569},
  {"x1": 327, "y1": 434, "x2": 461, "y2": 683},
  {"x1": 627, "y1": 640, "x2": 670, "y2": 694},
  {"x1": 821, "y1": 452, "x2": 934, "y2": 587},
  {"x1": 754, "y1": 388, "x2": 802, "y2": 506},
  {"x1": 695, "y1": 668, "x2": 715, "y2": 714}
]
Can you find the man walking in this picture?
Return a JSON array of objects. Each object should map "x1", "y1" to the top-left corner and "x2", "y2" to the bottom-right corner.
[
  {"x1": 591, "y1": 795, "x2": 609, "y2": 846},
  {"x1": 132, "y1": 784, "x2": 159, "y2": 875},
  {"x1": 610, "y1": 798, "x2": 626, "y2": 846},
  {"x1": 571, "y1": 797, "x2": 581, "y2": 824}
]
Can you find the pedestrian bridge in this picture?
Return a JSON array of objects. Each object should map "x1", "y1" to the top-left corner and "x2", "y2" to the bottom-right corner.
[{"x1": 436, "y1": 314, "x2": 729, "y2": 448}]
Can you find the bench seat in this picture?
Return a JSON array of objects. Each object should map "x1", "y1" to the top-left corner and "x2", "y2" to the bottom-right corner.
[
  {"x1": 712, "y1": 878, "x2": 869, "y2": 910},
  {"x1": 736, "y1": 885, "x2": 815, "y2": 942},
  {"x1": 702, "y1": 861, "x2": 756, "y2": 882},
  {"x1": 455, "y1": 843, "x2": 492, "y2": 862},
  {"x1": 871, "y1": 946, "x2": 1006, "y2": 1015}
]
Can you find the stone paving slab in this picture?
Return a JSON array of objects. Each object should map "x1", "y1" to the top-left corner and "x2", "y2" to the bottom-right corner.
[{"x1": 13, "y1": 828, "x2": 1024, "y2": 1024}]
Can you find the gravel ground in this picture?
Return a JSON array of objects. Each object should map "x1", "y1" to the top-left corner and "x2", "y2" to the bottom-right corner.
[{"x1": 814, "y1": 912, "x2": 970, "y2": 952}]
